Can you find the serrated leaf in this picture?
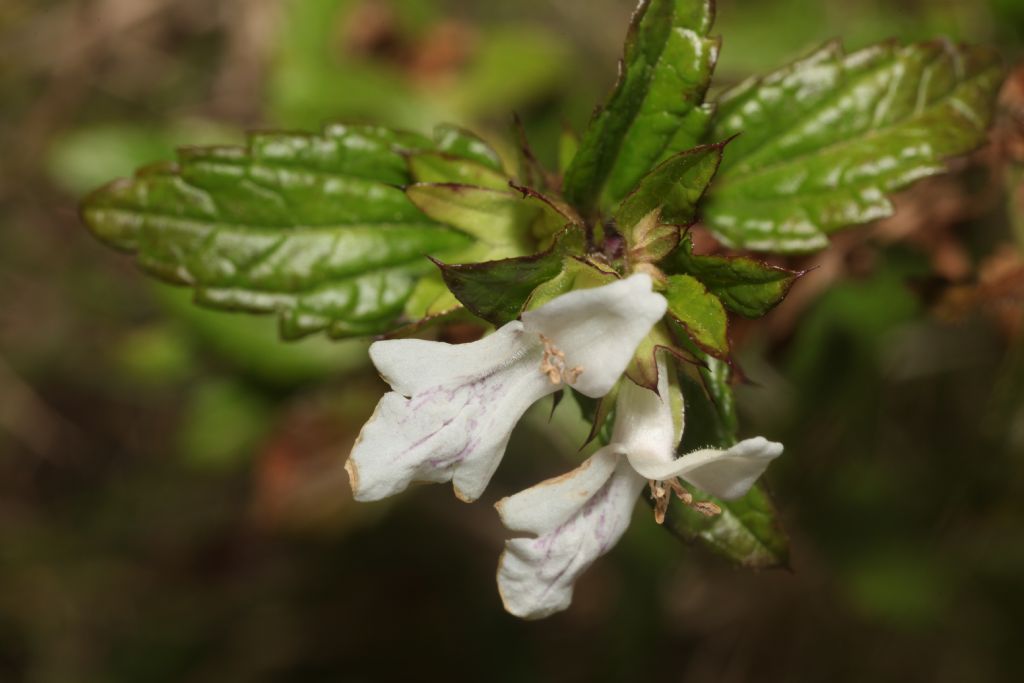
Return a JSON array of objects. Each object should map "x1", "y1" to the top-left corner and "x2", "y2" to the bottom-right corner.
[
  {"x1": 664, "y1": 274, "x2": 729, "y2": 356},
  {"x1": 82, "y1": 124, "x2": 476, "y2": 339},
  {"x1": 615, "y1": 143, "x2": 724, "y2": 230},
  {"x1": 667, "y1": 238, "x2": 802, "y2": 317},
  {"x1": 564, "y1": 0, "x2": 718, "y2": 213},
  {"x1": 436, "y1": 227, "x2": 587, "y2": 326},
  {"x1": 705, "y1": 40, "x2": 1004, "y2": 253}
]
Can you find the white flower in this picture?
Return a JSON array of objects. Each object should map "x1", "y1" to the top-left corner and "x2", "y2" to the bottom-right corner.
[
  {"x1": 345, "y1": 273, "x2": 668, "y2": 503},
  {"x1": 496, "y1": 355, "x2": 783, "y2": 619}
]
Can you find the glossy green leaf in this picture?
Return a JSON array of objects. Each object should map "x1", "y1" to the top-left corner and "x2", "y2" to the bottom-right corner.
[
  {"x1": 82, "y1": 124, "x2": 475, "y2": 339},
  {"x1": 615, "y1": 143, "x2": 724, "y2": 230},
  {"x1": 664, "y1": 274, "x2": 729, "y2": 356},
  {"x1": 437, "y1": 227, "x2": 587, "y2": 326},
  {"x1": 667, "y1": 238, "x2": 802, "y2": 317},
  {"x1": 563, "y1": 0, "x2": 718, "y2": 213},
  {"x1": 705, "y1": 40, "x2": 1004, "y2": 252}
]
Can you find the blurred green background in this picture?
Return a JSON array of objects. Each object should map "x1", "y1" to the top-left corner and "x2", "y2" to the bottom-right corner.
[{"x1": 2, "y1": 0, "x2": 1023, "y2": 680}]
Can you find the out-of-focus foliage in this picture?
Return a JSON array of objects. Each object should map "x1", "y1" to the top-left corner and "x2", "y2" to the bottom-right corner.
[{"x1": 270, "y1": 0, "x2": 573, "y2": 131}]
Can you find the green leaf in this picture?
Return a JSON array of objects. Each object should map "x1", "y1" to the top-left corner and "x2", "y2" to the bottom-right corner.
[
  {"x1": 82, "y1": 124, "x2": 475, "y2": 339},
  {"x1": 664, "y1": 274, "x2": 730, "y2": 356},
  {"x1": 668, "y1": 482, "x2": 790, "y2": 569},
  {"x1": 400, "y1": 181, "x2": 579, "y2": 325},
  {"x1": 704, "y1": 40, "x2": 1004, "y2": 253},
  {"x1": 406, "y1": 183, "x2": 578, "y2": 256},
  {"x1": 524, "y1": 256, "x2": 619, "y2": 311},
  {"x1": 563, "y1": 0, "x2": 718, "y2": 213},
  {"x1": 665, "y1": 362, "x2": 789, "y2": 569},
  {"x1": 667, "y1": 238, "x2": 802, "y2": 317},
  {"x1": 436, "y1": 227, "x2": 587, "y2": 326},
  {"x1": 407, "y1": 152, "x2": 510, "y2": 191},
  {"x1": 615, "y1": 143, "x2": 724, "y2": 231},
  {"x1": 431, "y1": 124, "x2": 505, "y2": 171}
]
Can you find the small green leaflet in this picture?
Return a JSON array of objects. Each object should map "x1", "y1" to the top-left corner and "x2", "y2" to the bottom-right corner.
[
  {"x1": 563, "y1": 0, "x2": 718, "y2": 213},
  {"x1": 664, "y1": 274, "x2": 730, "y2": 357},
  {"x1": 81, "y1": 124, "x2": 507, "y2": 338},
  {"x1": 667, "y1": 237, "x2": 802, "y2": 318},
  {"x1": 436, "y1": 227, "x2": 588, "y2": 326},
  {"x1": 615, "y1": 143, "x2": 724, "y2": 231},
  {"x1": 704, "y1": 40, "x2": 1004, "y2": 253},
  {"x1": 399, "y1": 181, "x2": 578, "y2": 325}
]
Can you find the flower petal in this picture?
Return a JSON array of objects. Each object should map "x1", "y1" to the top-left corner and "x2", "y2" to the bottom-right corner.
[
  {"x1": 496, "y1": 448, "x2": 645, "y2": 619},
  {"x1": 627, "y1": 437, "x2": 783, "y2": 501},
  {"x1": 495, "y1": 445, "x2": 623, "y2": 535},
  {"x1": 609, "y1": 354, "x2": 677, "y2": 461},
  {"x1": 347, "y1": 322, "x2": 555, "y2": 503},
  {"x1": 521, "y1": 273, "x2": 667, "y2": 398},
  {"x1": 369, "y1": 321, "x2": 532, "y2": 396}
]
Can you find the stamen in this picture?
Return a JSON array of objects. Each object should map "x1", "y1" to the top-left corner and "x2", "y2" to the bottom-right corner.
[
  {"x1": 649, "y1": 480, "x2": 670, "y2": 524},
  {"x1": 693, "y1": 501, "x2": 722, "y2": 517},
  {"x1": 539, "y1": 334, "x2": 584, "y2": 386},
  {"x1": 648, "y1": 477, "x2": 722, "y2": 522}
]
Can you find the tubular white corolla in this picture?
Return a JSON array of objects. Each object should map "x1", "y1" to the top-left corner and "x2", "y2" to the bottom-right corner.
[
  {"x1": 496, "y1": 356, "x2": 783, "y2": 620},
  {"x1": 345, "y1": 274, "x2": 668, "y2": 503}
]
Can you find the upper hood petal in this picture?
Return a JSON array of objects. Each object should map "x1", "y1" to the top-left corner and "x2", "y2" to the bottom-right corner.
[{"x1": 520, "y1": 274, "x2": 667, "y2": 398}]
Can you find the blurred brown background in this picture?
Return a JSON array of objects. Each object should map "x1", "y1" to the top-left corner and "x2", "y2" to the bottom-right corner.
[{"x1": 1, "y1": 0, "x2": 1024, "y2": 681}]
